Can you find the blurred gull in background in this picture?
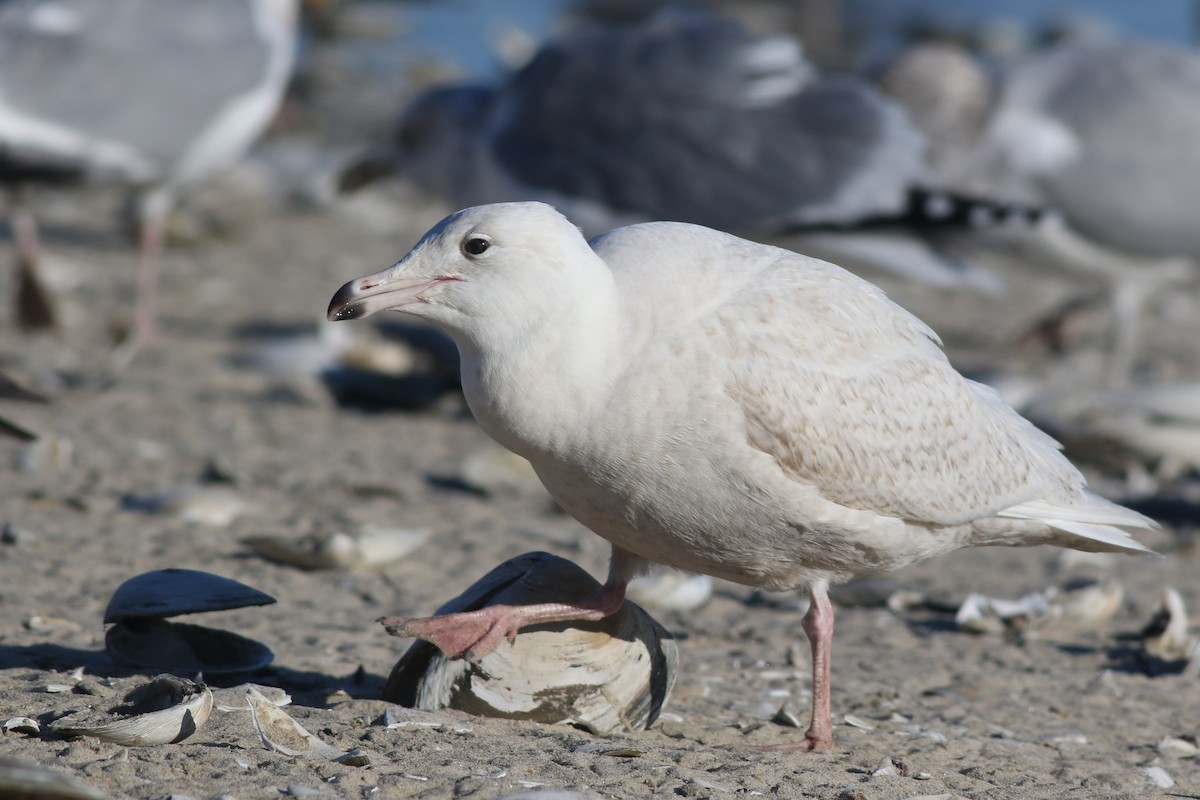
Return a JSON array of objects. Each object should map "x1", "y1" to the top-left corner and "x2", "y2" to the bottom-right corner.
[
  {"x1": 885, "y1": 37, "x2": 1200, "y2": 384},
  {"x1": 344, "y1": 10, "x2": 1034, "y2": 292},
  {"x1": 0, "y1": 0, "x2": 298, "y2": 347}
]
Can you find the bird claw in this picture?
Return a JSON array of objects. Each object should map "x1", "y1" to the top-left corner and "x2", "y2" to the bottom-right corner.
[{"x1": 377, "y1": 610, "x2": 513, "y2": 661}]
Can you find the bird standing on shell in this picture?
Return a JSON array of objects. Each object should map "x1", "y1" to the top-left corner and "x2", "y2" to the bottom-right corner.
[
  {"x1": 0, "y1": 0, "x2": 298, "y2": 345},
  {"x1": 328, "y1": 202, "x2": 1154, "y2": 751}
]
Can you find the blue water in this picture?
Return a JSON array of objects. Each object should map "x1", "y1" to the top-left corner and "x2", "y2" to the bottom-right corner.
[{"x1": 388, "y1": 0, "x2": 1196, "y2": 78}]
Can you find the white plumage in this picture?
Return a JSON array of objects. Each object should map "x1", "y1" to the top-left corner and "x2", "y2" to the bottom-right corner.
[{"x1": 328, "y1": 202, "x2": 1153, "y2": 750}]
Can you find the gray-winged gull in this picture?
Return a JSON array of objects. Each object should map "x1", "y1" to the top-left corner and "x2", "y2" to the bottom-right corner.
[
  {"x1": 327, "y1": 201, "x2": 1154, "y2": 751},
  {"x1": 885, "y1": 38, "x2": 1200, "y2": 383},
  {"x1": 351, "y1": 12, "x2": 970, "y2": 234},
  {"x1": 345, "y1": 11, "x2": 1042, "y2": 293},
  {"x1": 0, "y1": 0, "x2": 298, "y2": 343}
]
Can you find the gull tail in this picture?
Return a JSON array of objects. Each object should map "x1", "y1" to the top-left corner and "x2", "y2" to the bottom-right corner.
[{"x1": 999, "y1": 497, "x2": 1157, "y2": 555}]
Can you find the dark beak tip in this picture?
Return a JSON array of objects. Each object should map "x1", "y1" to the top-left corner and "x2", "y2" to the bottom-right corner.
[{"x1": 327, "y1": 282, "x2": 362, "y2": 322}]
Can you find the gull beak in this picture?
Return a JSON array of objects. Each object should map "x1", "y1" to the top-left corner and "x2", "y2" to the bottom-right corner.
[{"x1": 327, "y1": 264, "x2": 458, "y2": 322}]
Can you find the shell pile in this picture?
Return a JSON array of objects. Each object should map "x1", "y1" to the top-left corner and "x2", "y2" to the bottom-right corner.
[
  {"x1": 104, "y1": 569, "x2": 276, "y2": 675},
  {"x1": 384, "y1": 551, "x2": 678, "y2": 736}
]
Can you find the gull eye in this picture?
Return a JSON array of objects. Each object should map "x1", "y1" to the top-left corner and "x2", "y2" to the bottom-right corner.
[{"x1": 462, "y1": 236, "x2": 490, "y2": 256}]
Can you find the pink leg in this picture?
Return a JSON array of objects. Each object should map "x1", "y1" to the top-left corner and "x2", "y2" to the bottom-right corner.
[
  {"x1": 380, "y1": 577, "x2": 628, "y2": 661},
  {"x1": 760, "y1": 584, "x2": 836, "y2": 752}
]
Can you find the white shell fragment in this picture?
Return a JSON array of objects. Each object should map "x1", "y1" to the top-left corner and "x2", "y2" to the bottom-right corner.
[
  {"x1": 104, "y1": 569, "x2": 276, "y2": 675},
  {"x1": 0, "y1": 757, "x2": 106, "y2": 800},
  {"x1": 50, "y1": 675, "x2": 213, "y2": 746},
  {"x1": 1141, "y1": 587, "x2": 1200, "y2": 675},
  {"x1": 247, "y1": 687, "x2": 340, "y2": 759},
  {"x1": 242, "y1": 527, "x2": 428, "y2": 571},
  {"x1": 122, "y1": 486, "x2": 254, "y2": 526},
  {"x1": 2, "y1": 717, "x2": 41, "y2": 736},
  {"x1": 384, "y1": 552, "x2": 677, "y2": 736},
  {"x1": 955, "y1": 579, "x2": 1123, "y2": 640},
  {"x1": 1157, "y1": 736, "x2": 1200, "y2": 758},
  {"x1": 211, "y1": 684, "x2": 292, "y2": 712},
  {"x1": 627, "y1": 570, "x2": 713, "y2": 612}
]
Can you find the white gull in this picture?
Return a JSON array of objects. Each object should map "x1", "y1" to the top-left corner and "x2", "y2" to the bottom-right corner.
[{"x1": 327, "y1": 202, "x2": 1154, "y2": 751}]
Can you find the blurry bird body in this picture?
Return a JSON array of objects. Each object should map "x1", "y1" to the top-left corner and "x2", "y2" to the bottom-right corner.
[{"x1": 0, "y1": 0, "x2": 298, "y2": 342}]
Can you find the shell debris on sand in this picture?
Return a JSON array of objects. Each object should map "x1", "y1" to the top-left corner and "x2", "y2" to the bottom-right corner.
[
  {"x1": 0, "y1": 757, "x2": 106, "y2": 800},
  {"x1": 955, "y1": 578, "x2": 1123, "y2": 640},
  {"x1": 247, "y1": 686, "x2": 343, "y2": 760},
  {"x1": 120, "y1": 486, "x2": 255, "y2": 527},
  {"x1": 383, "y1": 552, "x2": 677, "y2": 736},
  {"x1": 104, "y1": 569, "x2": 276, "y2": 675},
  {"x1": 1141, "y1": 587, "x2": 1200, "y2": 675},
  {"x1": 50, "y1": 675, "x2": 213, "y2": 746},
  {"x1": 242, "y1": 526, "x2": 428, "y2": 571}
]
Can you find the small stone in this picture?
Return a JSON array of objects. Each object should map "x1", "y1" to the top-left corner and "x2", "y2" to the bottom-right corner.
[
  {"x1": 1, "y1": 521, "x2": 31, "y2": 544},
  {"x1": 335, "y1": 749, "x2": 372, "y2": 767},
  {"x1": 73, "y1": 680, "x2": 112, "y2": 697}
]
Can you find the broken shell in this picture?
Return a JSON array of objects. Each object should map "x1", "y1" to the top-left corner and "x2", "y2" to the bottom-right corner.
[
  {"x1": 1027, "y1": 579, "x2": 1124, "y2": 640},
  {"x1": 247, "y1": 686, "x2": 340, "y2": 759},
  {"x1": 0, "y1": 756, "x2": 106, "y2": 800},
  {"x1": 50, "y1": 675, "x2": 213, "y2": 746},
  {"x1": 955, "y1": 579, "x2": 1123, "y2": 640},
  {"x1": 2, "y1": 717, "x2": 41, "y2": 736},
  {"x1": 384, "y1": 552, "x2": 677, "y2": 736},
  {"x1": 242, "y1": 527, "x2": 428, "y2": 571},
  {"x1": 121, "y1": 486, "x2": 253, "y2": 526},
  {"x1": 1142, "y1": 587, "x2": 1199, "y2": 675},
  {"x1": 104, "y1": 569, "x2": 276, "y2": 675},
  {"x1": 211, "y1": 683, "x2": 291, "y2": 712}
]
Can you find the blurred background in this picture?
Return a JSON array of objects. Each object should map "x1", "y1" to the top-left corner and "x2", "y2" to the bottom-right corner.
[{"x1": 0, "y1": 3, "x2": 1198, "y2": 791}]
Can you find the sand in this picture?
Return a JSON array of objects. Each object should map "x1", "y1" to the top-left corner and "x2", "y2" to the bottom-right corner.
[{"x1": 1, "y1": 127, "x2": 1198, "y2": 800}]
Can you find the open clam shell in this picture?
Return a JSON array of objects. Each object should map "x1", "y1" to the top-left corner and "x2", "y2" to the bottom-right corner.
[
  {"x1": 384, "y1": 552, "x2": 677, "y2": 736},
  {"x1": 106, "y1": 618, "x2": 274, "y2": 675},
  {"x1": 104, "y1": 569, "x2": 275, "y2": 623},
  {"x1": 50, "y1": 675, "x2": 213, "y2": 746},
  {"x1": 104, "y1": 569, "x2": 276, "y2": 675}
]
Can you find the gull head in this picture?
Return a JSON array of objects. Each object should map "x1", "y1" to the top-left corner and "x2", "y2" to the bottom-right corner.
[{"x1": 327, "y1": 202, "x2": 601, "y2": 338}]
